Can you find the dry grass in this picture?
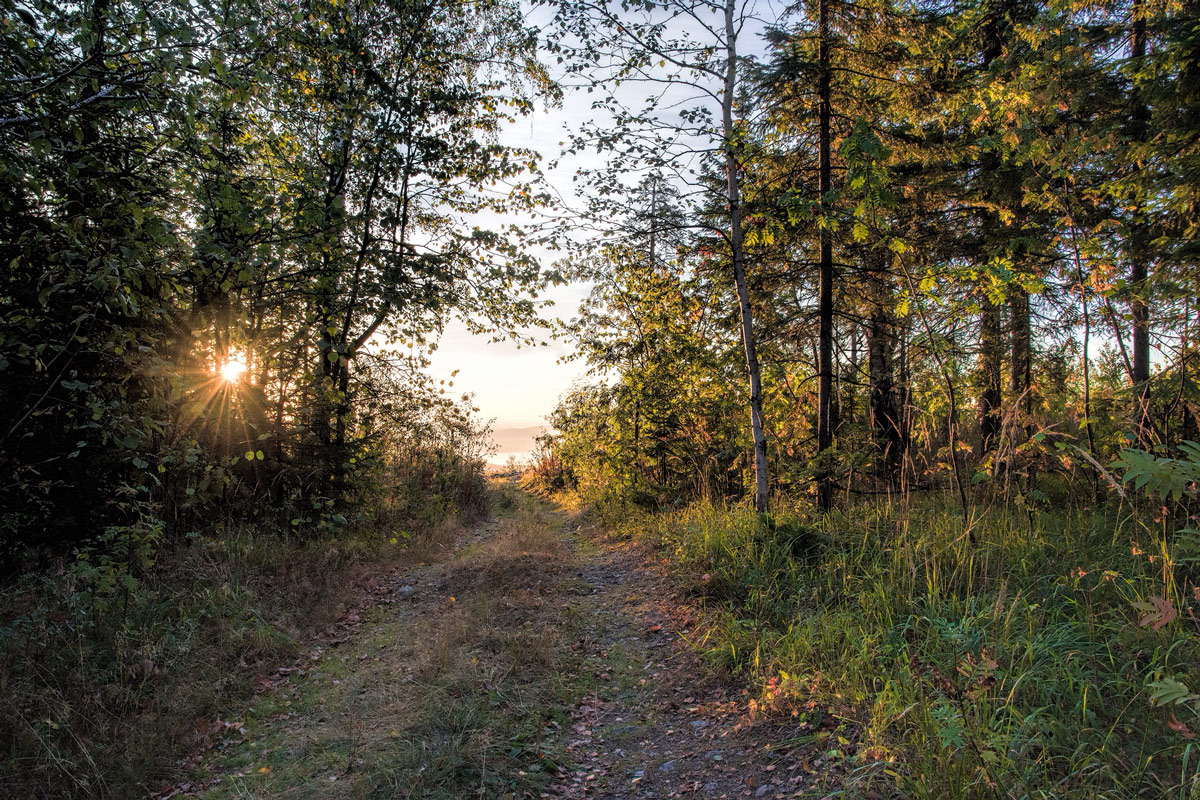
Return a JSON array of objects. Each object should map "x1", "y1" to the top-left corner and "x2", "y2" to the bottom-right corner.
[{"x1": 192, "y1": 480, "x2": 586, "y2": 799}]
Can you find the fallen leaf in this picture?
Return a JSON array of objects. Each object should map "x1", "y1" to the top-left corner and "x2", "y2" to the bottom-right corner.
[{"x1": 1169, "y1": 714, "x2": 1196, "y2": 739}]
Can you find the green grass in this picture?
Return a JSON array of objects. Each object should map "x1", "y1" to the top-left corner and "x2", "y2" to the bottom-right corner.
[
  {"x1": 622, "y1": 498, "x2": 1200, "y2": 798},
  {"x1": 0, "y1": 520, "x2": 458, "y2": 799}
]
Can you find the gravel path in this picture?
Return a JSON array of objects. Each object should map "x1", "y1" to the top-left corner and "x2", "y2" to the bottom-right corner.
[{"x1": 550, "y1": 518, "x2": 822, "y2": 800}]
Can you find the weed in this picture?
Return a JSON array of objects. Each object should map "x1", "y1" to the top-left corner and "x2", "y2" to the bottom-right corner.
[
  {"x1": 621, "y1": 498, "x2": 1200, "y2": 798},
  {"x1": 188, "y1": 480, "x2": 585, "y2": 799},
  {"x1": 0, "y1": 521, "x2": 459, "y2": 799}
]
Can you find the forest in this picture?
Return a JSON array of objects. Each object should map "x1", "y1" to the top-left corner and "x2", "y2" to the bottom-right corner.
[{"x1": 2, "y1": 0, "x2": 1199, "y2": 796}]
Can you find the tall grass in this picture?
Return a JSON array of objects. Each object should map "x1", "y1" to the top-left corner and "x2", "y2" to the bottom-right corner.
[
  {"x1": 626, "y1": 499, "x2": 1200, "y2": 797},
  {"x1": 0, "y1": 520, "x2": 463, "y2": 799}
]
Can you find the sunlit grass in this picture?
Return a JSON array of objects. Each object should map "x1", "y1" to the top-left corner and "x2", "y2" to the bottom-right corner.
[{"x1": 619, "y1": 498, "x2": 1200, "y2": 798}]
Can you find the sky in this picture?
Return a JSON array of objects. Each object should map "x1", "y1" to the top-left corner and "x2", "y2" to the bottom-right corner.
[
  {"x1": 428, "y1": 284, "x2": 591, "y2": 462},
  {"x1": 426, "y1": 86, "x2": 600, "y2": 462},
  {"x1": 426, "y1": 2, "x2": 775, "y2": 463}
]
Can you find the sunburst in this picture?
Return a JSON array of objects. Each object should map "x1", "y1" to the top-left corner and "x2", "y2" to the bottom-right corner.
[{"x1": 219, "y1": 356, "x2": 248, "y2": 383}]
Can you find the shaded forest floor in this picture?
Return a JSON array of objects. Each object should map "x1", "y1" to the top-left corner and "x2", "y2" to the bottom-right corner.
[{"x1": 164, "y1": 480, "x2": 828, "y2": 799}]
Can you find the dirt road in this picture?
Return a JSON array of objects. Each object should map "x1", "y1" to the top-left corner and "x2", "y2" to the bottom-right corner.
[{"x1": 174, "y1": 482, "x2": 824, "y2": 799}]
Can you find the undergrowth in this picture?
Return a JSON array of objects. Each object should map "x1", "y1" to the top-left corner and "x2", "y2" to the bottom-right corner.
[
  {"x1": 617, "y1": 497, "x2": 1200, "y2": 798},
  {"x1": 0, "y1": 516, "x2": 464, "y2": 799}
]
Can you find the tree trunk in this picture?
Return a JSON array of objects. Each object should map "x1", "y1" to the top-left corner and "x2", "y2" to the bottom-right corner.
[
  {"x1": 1009, "y1": 286, "x2": 1031, "y2": 414},
  {"x1": 977, "y1": 0, "x2": 1006, "y2": 460},
  {"x1": 978, "y1": 296, "x2": 1002, "y2": 454},
  {"x1": 816, "y1": 0, "x2": 835, "y2": 511},
  {"x1": 313, "y1": 301, "x2": 335, "y2": 451},
  {"x1": 867, "y1": 267, "x2": 902, "y2": 484},
  {"x1": 632, "y1": 389, "x2": 641, "y2": 481},
  {"x1": 723, "y1": 0, "x2": 769, "y2": 513},
  {"x1": 844, "y1": 324, "x2": 857, "y2": 438},
  {"x1": 1130, "y1": 0, "x2": 1152, "y2": 443}
]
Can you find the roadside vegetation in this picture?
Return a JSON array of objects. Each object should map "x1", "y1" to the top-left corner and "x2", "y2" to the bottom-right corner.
[
  {"x1": 529, "y1": 0, "x2": 1200, "y2": 793},
  {"x1": 529, "y1": 451, "x2": 1200, "y2": 797},
  {"x1": 0, "y1": 430, "x2": 489, "y2": 798}
]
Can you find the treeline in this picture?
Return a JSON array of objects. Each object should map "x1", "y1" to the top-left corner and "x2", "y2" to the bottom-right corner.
[
  {"x1": 0, "y1": 0, "x2": 551, "y2": 560},
  {"x1": 539, "y1": 0, "x2": 1200, "y2": 511},
  {"x1": 1, "y1": 0, "x2": 550, "y2": 793}
]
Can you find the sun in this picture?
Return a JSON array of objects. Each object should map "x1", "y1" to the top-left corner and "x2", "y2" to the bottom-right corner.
[{"x1": 219, "y1": 356, "x2": 248, "y2": 383}]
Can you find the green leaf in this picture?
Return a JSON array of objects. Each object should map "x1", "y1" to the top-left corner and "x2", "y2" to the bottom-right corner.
[{"x1": 1149, "y1": 678, "x2": 1198, "y2": 708}]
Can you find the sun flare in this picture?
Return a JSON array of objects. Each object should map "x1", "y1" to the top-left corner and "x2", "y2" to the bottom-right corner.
[{"x1": 219, "y1": 356, "x2": 248, "y2": 383}]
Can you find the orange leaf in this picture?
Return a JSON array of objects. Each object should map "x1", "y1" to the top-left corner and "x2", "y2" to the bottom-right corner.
[
  {"x1": 1169, "y1": 714, "x2": 1196, "y2": 739},
  {"x1": 1133, "y1": 596, "x2": 1178, "y2": 631}
]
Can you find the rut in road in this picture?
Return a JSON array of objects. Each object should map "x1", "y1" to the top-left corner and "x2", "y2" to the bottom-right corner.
[{"x1": 174, "y1": 481, "x2": 834, "y2": 799}]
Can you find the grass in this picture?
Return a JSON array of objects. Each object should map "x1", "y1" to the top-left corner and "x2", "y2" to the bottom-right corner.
[
  {"x1": 0, "y1": 516, "x2": 462, "y2": 799},
  {"x1": 618, "y1": 496, "x2": 1200, "y2": 798},
  {"x1": 188, "y1": 480, "x2": 587, "y2": 799}
]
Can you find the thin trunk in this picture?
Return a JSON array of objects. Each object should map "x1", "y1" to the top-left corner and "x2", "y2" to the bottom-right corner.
[
  {"x1": 1101, "y1": 293, "x2": 1136, "y2": 382},
  {"x1": 1009, "y1": 285, "x2": 1034, "y2": 490},
  {"x1": 898, "y1": 320, "x2": 912, "y2": 493},
  {"x1": 1069, "y1": 224, "x2": 1097, "y2": 456},
  {"x1": 633, "y1": 394, "x2": 641, "y2": 479},
  {"x1": 977, "y1": 0, "x2": 1005, "y2": 459},
  {"x1": 1184, "y1": 298, "x2": 1199, "y2": 441},
  {"x1": 845, "y1": 325, "x2": 857, "y2": 437},
  {"x1": 641, "y1": 183, "x2": 653, "y2": 484},
  {"x1": 1009, "y1": 287, "x2": 1031, "y2": 414},
  {"x1": 334, "y1": 361, "x2": 350, "y2": 450},
  {"x1": 816, "y1": 0, "x2": 835, "y2": 511},
  {"x1": 1130, "y1": 0, "x2": 1152, "y2": 443},
  {"x1": 649, "y1": 178, "x2": 657, "y2": 273},
  {"x1": 867, "y1": 263, "x2": 902, "y2": 484},
  {"x1": 723, "y1": 0, "x2": 768, "y2": 513}
]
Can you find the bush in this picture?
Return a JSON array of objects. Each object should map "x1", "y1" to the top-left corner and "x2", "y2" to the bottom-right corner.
[{"x1": 0, "y1": 518, "x2": 458, "y2": 798}]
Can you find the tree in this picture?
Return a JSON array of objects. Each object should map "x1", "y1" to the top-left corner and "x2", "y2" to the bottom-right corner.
[
  {"x1": 546, "y1": 0, "x2": 771, "y2": 511},
  {"x1": 0, "y1": 0, "x2": 554, "y2": 553}
]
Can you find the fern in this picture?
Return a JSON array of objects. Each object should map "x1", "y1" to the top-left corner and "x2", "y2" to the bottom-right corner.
[{"x1": 1112, "y1": 441, "x2": 1200, "y2": 501}]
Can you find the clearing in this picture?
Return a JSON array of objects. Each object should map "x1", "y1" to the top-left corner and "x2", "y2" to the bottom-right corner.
[{"x1": 164, "y1": 481, "x2": 839, "y2": 799}]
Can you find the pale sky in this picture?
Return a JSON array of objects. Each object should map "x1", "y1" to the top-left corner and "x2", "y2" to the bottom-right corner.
[
  {"x1": 429, "y1": 281, "x2": 589, "y2": 430},
  {"x1": 427, "y1": 2, "x2": 774, "y2": 460},
  {"x1": 427, "y1": 94, "x2": 598, "y2": 458}
]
